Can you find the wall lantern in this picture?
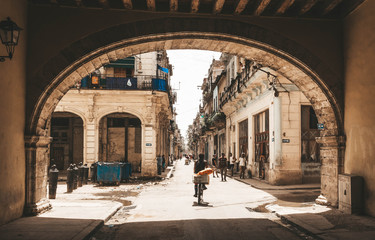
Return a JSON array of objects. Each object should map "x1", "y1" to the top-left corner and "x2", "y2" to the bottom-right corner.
[{"x1": 0, "y1": 17, "x2": 22, "y2": 62}]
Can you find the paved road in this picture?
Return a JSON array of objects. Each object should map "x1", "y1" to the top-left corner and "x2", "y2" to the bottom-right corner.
[{"x1": 92, "y1": 159, "x2": 304, "y2": 240}]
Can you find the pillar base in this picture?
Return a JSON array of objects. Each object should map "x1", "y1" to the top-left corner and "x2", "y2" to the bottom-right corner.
[{"x1": 24, "y1": 198, "x2": 51, "y2": 216}]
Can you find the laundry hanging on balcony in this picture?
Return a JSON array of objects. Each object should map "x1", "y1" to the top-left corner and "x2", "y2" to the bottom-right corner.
[
  {"x1": 157, "y1": 64, "x2": 169, "y2": 74},
  {"x1": 152, "y1": 78, "x2": 167, "y2": 91}
]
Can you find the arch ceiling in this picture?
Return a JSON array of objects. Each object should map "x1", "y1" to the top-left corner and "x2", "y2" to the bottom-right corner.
[{"x1": 29, "y1": 0, "x2": 363, "y2": 20}]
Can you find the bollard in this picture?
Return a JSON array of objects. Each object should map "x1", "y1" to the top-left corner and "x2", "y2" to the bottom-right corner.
[
  {"x1": 66, "y1": 164, "x2": 74, "y2": 193},
  {"x1": 78, "y1": 162, "x2": 83, "y2": 187},
  {"x1": 73, "y1": 164, "x2": 78, "y2": 189},
  {"x1": 90, "y1": 162, "x2": 97, "y2": 183},
  {"x1": 157, "y1": 156, "x2": 162, "y2": 175},
  {"x1": 48, "y1": 164, "x2": 59, "y2": 199},
  {"x1": 83, "y1": 164, "x2": 89, "y2": 185}
]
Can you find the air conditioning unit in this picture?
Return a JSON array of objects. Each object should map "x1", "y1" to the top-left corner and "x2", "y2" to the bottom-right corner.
[{"x1": 338, "y1": 174, "x2": 363, "y2": 214}]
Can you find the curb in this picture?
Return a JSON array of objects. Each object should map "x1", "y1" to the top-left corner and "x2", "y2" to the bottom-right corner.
[
  {"x1": 166, "y1": 164, "x2": 175, "y2": 179},
  {"x1": 104, "y1": 203, "x2": 123, "y2": 222},
  {"x1": 75, "y1": 203, "x2": 122, "y2": 240},
  {"x1": 73, "y1": 220, "x2": 104, "y2": 240},
  {"x1": 232, "y1": 177, "x2": 320, "y2": 191},
  {"x1": 278, "y1": 214, "x2": 323, "y2": 240}
]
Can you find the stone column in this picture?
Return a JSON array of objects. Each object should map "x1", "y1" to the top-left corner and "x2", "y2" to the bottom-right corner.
[
  {"x1": 142, "y1": 125, "x2": 157, "y2": 176},
  {"x1": 24, "y1": 135, "x2": 53, "y2": 215},
  {"x1": 316, "y1": 135, "x2": 345, "y2": 207},
  {"x1": 85, "y1": 121, "x2": 97, "y2": 165}
]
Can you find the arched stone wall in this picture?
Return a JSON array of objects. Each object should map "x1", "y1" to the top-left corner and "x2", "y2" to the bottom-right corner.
[
  {"x1": 25, "y1": 18, "x2": 344, "y2": 215},
  {"x1": 28, "y1": 18, "x2": 343, "y2": 137},
  {"x1": 96, "y1": 109, "x2": 145, "y2": 127}
]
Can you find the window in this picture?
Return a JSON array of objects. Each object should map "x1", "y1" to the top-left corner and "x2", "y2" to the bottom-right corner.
[
  {"x1": 51, "y1": 118, "x2": 69, "y2": 128},
  {"x1": 254, "y1": 110, "x2": 269, "y2": 162},
  {"x1": 239, "y1": 119, "x2": 248, "y2": 156},
  {"x1": 107, "y1": 118, "x2": 125, "y2": 128}
]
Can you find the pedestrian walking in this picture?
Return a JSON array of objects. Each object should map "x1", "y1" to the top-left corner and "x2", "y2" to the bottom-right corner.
[
  {"x1": 162, "y1": 155, "x2": 166, "y2": 172},
  {"x1": 239, "y1": 153, "x2": 247, "y2": 179},
  {"x1": 229, "y1": 153, "x2": 236, "y2": 176},
  {"x1": 211, "y1": 154, "x2": 219, "y2": 178},
  {"x1": 219, "y1": 153, "x2": 227, "y2": 181}
]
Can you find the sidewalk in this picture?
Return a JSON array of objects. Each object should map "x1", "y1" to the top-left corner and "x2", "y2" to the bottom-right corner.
[
  {"x1": 0, "y1": 197, "x2": 122, "y2": 240},
  {"x1": 227, "y1": 170, "x2": 375, "y2": 240},
  {"x1": 0, "y1": 165, "x2": 175, "y2": 240},
  {"x1": 227, "y1": 170, "x2": 320, "y2": 190}
]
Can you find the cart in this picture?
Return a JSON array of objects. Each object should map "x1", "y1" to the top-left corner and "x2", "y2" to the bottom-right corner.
[{"x1": 192, "y1": 174, "x2": 209, "y2": 206}]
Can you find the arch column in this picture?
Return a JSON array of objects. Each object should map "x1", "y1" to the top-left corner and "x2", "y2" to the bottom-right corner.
[
  {"x1": 142, "y1": 125, "x2": 157, "y2": 175},
  {"x1": 316, "y1": 135, "x2": 345, "y2": 207},
  {"x1": 24, "y1": 135, "x2": 52, "y2": 215}
]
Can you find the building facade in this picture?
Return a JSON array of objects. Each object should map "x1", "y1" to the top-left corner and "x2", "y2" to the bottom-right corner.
[
  {"x1": 52, "y1": 51, "x2": 182, "y2": 175},
  {"x1": 192, "y1": 54, "x2": 320, "y2": 185}
]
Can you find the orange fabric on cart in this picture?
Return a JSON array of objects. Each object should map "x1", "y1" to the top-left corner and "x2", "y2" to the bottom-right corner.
[{"x1": 197, "y1": 168, "x2": 213, "y2": 176}]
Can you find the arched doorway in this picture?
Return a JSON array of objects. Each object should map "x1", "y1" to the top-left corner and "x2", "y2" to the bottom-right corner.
[
  {"x1": 50, "y1": 112, "x2": 84, "y2": 170},
  {"x1": 25, "y1": 18, "x2": 343, "y2": 215},
  {"x1": 98, "y1": 113, "x2": 142, "y2": 173}
]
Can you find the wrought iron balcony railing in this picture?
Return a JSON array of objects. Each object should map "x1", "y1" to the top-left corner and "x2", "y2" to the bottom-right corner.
[
  {"x1": 76, "y1": 74, "x2": 169, "y2": 92},
  {"x1": 219, "y1": 61, "x2": 258, "y2": 109}
]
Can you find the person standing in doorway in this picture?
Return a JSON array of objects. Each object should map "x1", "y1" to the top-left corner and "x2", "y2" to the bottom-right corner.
[
  {"x1": 229, "y1": 153, "x2": 236, "y2": 176},
  {"x1": 162, "y1": 155, "x2": 166, "y2": 172},
  {"x1": 219, "y1": 153, "x2": 228, "y2": 181},
  {"x1": 239, "y1": 153, "x2": 247, "y2": 179},
  {"x1": 211, "y1": 154, "x2": 219, "y2": 178}
]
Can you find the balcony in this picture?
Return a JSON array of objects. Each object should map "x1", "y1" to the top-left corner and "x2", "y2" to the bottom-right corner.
[
  {"x1": 200, "y1": 111, "x2": 226, "y2": 135},
  {"x1": 78, "y1": 74, "x2": 169, "y2": 92},
  {"x1": 219, "y1": 61, "x2": 264, "y2": 112}
]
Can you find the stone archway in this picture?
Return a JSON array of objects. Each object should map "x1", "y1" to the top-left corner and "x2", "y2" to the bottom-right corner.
[{"x1": 25, "y1": 18, "x2": 344, "y2": 215}]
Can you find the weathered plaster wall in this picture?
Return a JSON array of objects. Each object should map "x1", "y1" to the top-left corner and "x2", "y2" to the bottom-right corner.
[
  {"x1": 0, "y1": 0, "x2": 27, "y2": 225},
  {"x1": 344, "y1": 0, "x2": 375, "y2": 216}
]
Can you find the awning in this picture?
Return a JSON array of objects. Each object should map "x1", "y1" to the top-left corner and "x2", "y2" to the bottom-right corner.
[{"x1": 105, "y1": 57, "x2": 135, "y2": 69}]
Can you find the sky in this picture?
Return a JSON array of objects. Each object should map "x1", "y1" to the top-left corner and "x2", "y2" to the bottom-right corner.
[{"x1": 167, "y1": 50, "x2": 221, "y2": 139}]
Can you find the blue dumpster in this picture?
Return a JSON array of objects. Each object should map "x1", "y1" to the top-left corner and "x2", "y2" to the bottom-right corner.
[
  {"x1": 121, "y1": 163, "x2": 132, "y2": 182},
  {"x1": 96, "y1": 162, "x2": 124, "y2": 185}
]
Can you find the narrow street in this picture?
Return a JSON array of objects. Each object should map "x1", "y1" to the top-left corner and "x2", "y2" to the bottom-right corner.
[{"x1": 92, "y1": 159, "x2": 309, "y2": 240}]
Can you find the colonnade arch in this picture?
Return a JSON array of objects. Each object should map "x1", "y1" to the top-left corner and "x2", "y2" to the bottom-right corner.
[{"x1": 25, "y1": 17, "x2": 344, "y2": 215}]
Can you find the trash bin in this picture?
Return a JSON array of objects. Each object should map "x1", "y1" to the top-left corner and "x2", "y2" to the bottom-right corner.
[
  {"x1": 97, "y1": 162, "x2": 124, "y2": 185},
  {"x1": 90, "y1": 162, "x2": 97, "y2": 182},
  {"x1": 73, "y1": 164, "x2": 78, "y2": 189},
  {"x1": 121, "y1": 163, "x2": 132, "y2": 182},
  {"x1": 66, "y1": 164, "x2": 74, "y2": 193},
  {"x1": 48, "y1": 164, "x2": 59, "y2": 199},
  {"x1": 78, "y1": 162, "x2": 84, "y2": 187},
  {"x1": 157, "y1": 157, "x2": 162, "y2": 175},
  {"x1": 83, "y1": 164, "x2": 89, "y2": 185}
]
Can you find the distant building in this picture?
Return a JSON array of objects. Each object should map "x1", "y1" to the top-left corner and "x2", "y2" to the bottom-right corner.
[
  {"x1": 192, "y1": 54, "x2": 320, "y2": 185},
  {"x1": 51, "y1": 51, "x2": 182, "y2": 175}
]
